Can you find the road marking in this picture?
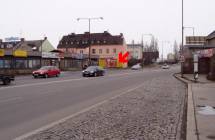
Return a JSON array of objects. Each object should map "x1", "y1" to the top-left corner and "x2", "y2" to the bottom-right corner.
[
  {"x1": 0, "y1": 71, "x2": 144, "y2": 91},
  {"x1": 0, "y1": 97, "x2": 22, "y2": 103},
  {"x1": 14, "y1": 82, "x2": 145, "y2": 140}
]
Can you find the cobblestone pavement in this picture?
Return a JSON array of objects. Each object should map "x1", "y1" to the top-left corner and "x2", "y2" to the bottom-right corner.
[{"x1": 25, "y1": 75, "x2": 186, "y2": 140}]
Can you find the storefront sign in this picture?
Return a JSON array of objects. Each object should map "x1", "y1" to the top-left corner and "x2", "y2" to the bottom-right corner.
[
  {"x1": 0, "y1": 49, "x2": 5, "y2": 57},
  {"x1": 13, "y1": 50, "x2": 27, "y2": 57},
  {"x1": 42, "y1": 52, "x2": 59, "y2": 58},
  {"x1": 196, "y1": 49, "x2": 213, "y2": 58}
]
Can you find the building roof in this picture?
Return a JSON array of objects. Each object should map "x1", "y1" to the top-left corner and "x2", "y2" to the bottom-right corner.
[
  {"x1": 57, "y1": 31, "x2": 124, "y2": 49},
  {"x1": 0, "y1": 38, "x2": 46, "y2": 51},
  {"x1": 127, "y1": 44, "x2": 143, "y2": 48},
  {"x1": 184, "y1": 44, "x2": 215, "y2": 49},
  {"x1": 206, "y1": 31, "x2": 215, "y2": 40}
]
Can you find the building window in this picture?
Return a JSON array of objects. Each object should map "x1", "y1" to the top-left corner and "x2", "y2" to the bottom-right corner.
[
  {"x1": 80, "y1": 50, "x2": 83, "y2": 54},
  {"x1": 32, "y1": 59, "x2": 41, "y2": 68},
  {"x1": 71, "y1": 42, "x2": 73, "y2": 44},
  {"x1": 106, "y1": 49, "x2": 109, "y2": 54},
  {"x1": 28, "y1": 60, "x2": 33, "y2": 68},
  {"x1": 113, "y1": 48, "x2": 116, "y2": 53},
  {"x1": 4, "y1": 60, "x2": 12, "y2": 68},
  {"x1": 103, "y1": 40, "x2": 106, "y2": 44},
  {"x1": 0, "y1": 59, "x2": 3, "y2": 68},
  {"x1": 99, "y1": 49, "x2": 102, "y2": 54},
  {"x1": 15, "y1": 59, "x2": 28, "y2": 69},
  {"x1": 97, "y1": 41, "x2": 100, "y2": 44},
  {"x1": 92, "y1": 49, "x2": 96, "y2": 54}
]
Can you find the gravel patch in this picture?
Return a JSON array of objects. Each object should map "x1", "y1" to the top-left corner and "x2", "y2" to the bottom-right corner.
[{"x1": 25, "y1": 75, "x2": 186, "y2": 140}]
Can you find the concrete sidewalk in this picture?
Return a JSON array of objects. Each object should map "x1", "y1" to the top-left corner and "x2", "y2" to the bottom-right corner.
[{"x1": 175, "y1": 74, "x2": 215, "y2": 140}]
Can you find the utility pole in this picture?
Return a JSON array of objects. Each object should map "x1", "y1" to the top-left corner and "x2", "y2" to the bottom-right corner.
[
  {"x1": 181, "y1": 0, "x2": 184, "y2": 77},
  {"x1": 77, "y1": 17, "x2": 103, "y2": 66}
]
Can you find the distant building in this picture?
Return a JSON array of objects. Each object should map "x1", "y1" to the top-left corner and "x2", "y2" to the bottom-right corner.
[
  {"x1": 57, "y1": 31, "x2": 128, "y2": 68},
  {"x1": 167, "y1": 53, "x2": 175, "y2": 61},
  {"x1": 127, "y1": 43, "x2": 143, "y2": 60},
  {"x1": 0, "y1": 37, "x2": 55, "y2": 74},
  {"x1": 182, "y1": 31, "x2": 215, "y2": 76},
  {"x1": 186, "y1": 36, "x2": 206, "y2": 45}
]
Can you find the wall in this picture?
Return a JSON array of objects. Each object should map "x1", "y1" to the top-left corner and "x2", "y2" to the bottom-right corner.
[{"x1": 41, "y1": 40, "x2": 55, "y2": 52}]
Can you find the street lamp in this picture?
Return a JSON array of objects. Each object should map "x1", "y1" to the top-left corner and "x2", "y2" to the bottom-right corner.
[
  {"x1": 184, "y1": 26, "x2": 195, "y2": 36},
  {"x1": 77, "y1": 17, "x2": 103, "y2": 66}
]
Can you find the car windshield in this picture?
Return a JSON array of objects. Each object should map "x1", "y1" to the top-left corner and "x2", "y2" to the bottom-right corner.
[
  {"x1": 39, "y1": 66, "x2": 50, "y2": 70},
  {"x1": 85, "y1": 66, "x2": 96, "y2": 71}
]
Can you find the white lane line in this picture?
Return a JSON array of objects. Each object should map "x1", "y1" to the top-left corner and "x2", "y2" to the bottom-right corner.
[
  {"x1": 0, "y1": 97, "x2": 22, "y2": 103},
  {"x1": 0, "y1": 78, "x2": 84, "y2": 91},
  {"x1": 0, "y1": 71, "x2": 144, "y2": 91},
  {"x1": 14, "y1": 82, "x2": 145, "y2": 140}
]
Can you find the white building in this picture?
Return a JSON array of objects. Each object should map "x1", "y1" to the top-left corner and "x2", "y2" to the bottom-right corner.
[{"x1": 127, "y1": 43, "x2": 143, "y2": 59}]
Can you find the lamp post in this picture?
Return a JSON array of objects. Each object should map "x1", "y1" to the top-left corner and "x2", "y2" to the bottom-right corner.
[
  {"x1": 181, "y1": 0, "x2": 184, "y2": 77},
  {"x1": 77, "y1": 17, "x2": 103, "y2": 66}
]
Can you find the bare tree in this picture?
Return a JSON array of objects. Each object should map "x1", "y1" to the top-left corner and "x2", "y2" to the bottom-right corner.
[{"x1": 173, "y1": 40, "x2": 179, "y2": 62}]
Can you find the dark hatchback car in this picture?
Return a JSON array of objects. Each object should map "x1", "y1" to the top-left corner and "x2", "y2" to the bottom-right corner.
[
  {"x1": 82, "y1": 66, "x2": 105, "y2": 77},
  {"x1": 32, "y1": 66, "x2": 61, "y2": 78},
  {"x1": 0, "y1": 70, "x2": 15, "y2": 85}
]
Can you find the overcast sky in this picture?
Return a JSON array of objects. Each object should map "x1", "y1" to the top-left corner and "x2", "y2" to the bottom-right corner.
[{"x1": 0, "y1": 0, "x2": 214, "y2": 58}]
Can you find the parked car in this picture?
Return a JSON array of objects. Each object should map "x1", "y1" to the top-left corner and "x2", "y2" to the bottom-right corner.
[
  {"x1": 32, "y1": 66, "x2": 60, "y2": 78},
  {"x1": 131, "y1": 63, "x2": 142, "y2": 70},
  {"x1": 82, "y1": 66, "x2": 105, "y2": 77},
  {"x1": 0, "y1": 69, "x2": 15, "y2": 85},
  {"x1": 161, "y1": 64, "x2": 170, "y2": 69}
]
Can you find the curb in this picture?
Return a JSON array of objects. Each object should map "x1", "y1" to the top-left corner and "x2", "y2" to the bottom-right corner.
[{"x1": 173, "y1": 73, "x2": 199, "y2": 140}]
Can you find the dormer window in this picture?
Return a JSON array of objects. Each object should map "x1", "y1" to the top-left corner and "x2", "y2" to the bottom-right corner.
[
  {"x1": 103, "y1": 40, "x2": 106, "y2": 43},
  {"x1": 97, "y1": 41, "x2": 100, "y2": 44},
  {"x1": 71, "y1": 42, "x2": 73, "y2": 44}
]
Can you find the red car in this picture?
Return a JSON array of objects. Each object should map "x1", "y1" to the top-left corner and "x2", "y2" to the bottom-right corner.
[{"x1": 32, "y1": 66, "x2": 60, "y2": 78}]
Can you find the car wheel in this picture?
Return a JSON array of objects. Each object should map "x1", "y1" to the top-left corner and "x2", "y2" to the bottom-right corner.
[
  {"x1": 3, "y1": 78, "x2": 11, "y2": 85},
  {"x1": 56, "y1": 73, "x2": 60, "y2": 77},
  {"x1": 44, "y1": 74, "x2": 48, "y2": 78},
  {"x1": 94, "y1": 73, "x2": 97, "y2": 77},
  {"x1": 33, "y1": 75, "x2": 38, "y2": 79}
]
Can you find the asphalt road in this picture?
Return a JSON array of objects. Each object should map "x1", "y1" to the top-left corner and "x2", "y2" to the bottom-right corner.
[{"x1": 0, "y1": 66, "x2": 180, "y2": 140}]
